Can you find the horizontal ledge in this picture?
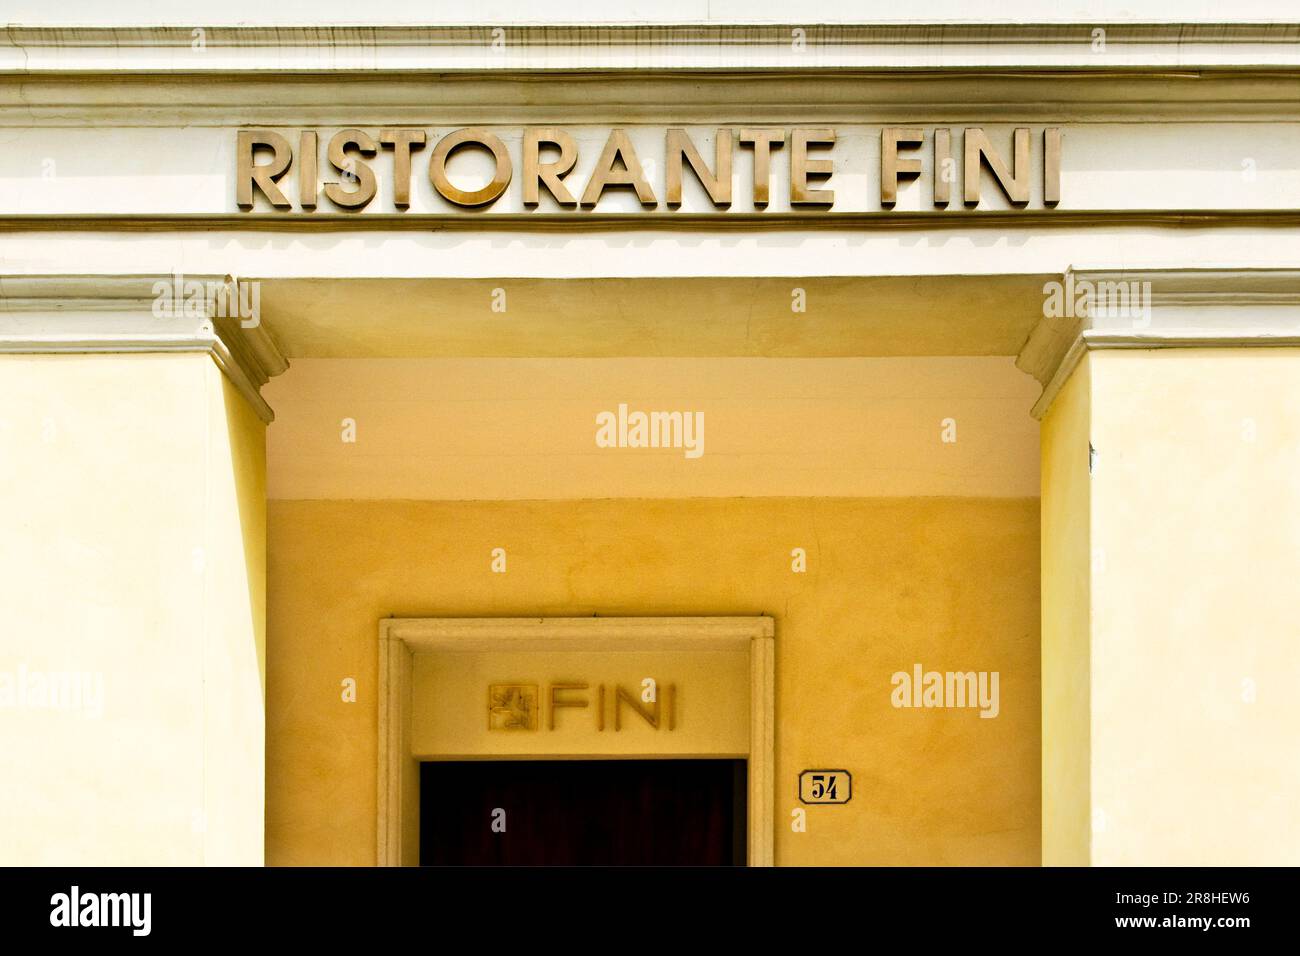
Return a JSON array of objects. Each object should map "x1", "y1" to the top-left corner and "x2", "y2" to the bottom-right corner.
[
  {"x1": 5, "y1": 68, "x2": 1300, "y2": 100},
  {"x1": 4, "y1": 23, "x2": 1300, "y2": 47},
  {"x1": 9, "y1": 65, "x2": 1300, "y2": 78},
  {"x1": 0, "y1": 272, "x2": 233, "y2": 304},
  {"x1": 3, "y1": 72, "x2": 1298, "y2": 127},
  {"x1": 7, "y1": 23, "x2": 1300, "y2": 36},
  {"x1": 4, "y1": 68, "x2": 1299, "y2": 82},
  {"x1": 0, "y1": 336, "x2": 214, "y2": 351},
  {"x1": 383, "y1": 615, "x2": 775, "y2": 651},
  {"x1": 1083, "y1": 330, "x2": 1300, "y2": 347},
  {"x1": 4, "y1": 210, "x2": 1300, "y2": 232},
  {"x1": 414, "y1": 753, "x2": 751, "y2": 761},
  {"x1": 1066, "y1": 267, "x2": 1300, "y2": 301}
]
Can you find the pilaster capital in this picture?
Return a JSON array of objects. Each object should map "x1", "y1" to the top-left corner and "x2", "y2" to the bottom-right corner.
[
  {"x1": 0, "y1": 273, "x2": 287, "y2": 422},
  {"x1": 1017, "y1": 268, "x2": 1300, "y2": 419}
]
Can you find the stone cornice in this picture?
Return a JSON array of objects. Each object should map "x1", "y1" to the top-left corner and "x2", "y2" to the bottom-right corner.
[
  {"x1": 3, "y1": 68, "x2": 1297, "y2": 127},
  {"x1": 3, "y1": 23, "x2": 1300, "y2": 74},
  {"x1": 1018, "y1": 268, "x2": 1300, "y2": 419},
  {"x1": 0, "y1": 274, "x2": 287, "y2": 422},
  {"x1": 2, "y1": 210, "x2": 1300, "y2": 232}
]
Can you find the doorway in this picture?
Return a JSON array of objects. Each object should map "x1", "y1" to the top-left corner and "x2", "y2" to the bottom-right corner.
[
  {"x1": 379, "y1": 616, "x2": 774, "y2": 865},
  {"x1": 420, "y1": 759, "x2": 747, "y2": 865}
]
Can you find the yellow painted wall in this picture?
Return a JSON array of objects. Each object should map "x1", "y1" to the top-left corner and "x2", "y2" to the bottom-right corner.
[
  {"x1": 206, "y1": 369, "x2": 269, "y2": 865},
  {"x1": 0, "y1": 354, "x2": 266, "y2": 865},
  {"x1": 1039, "y1": 354, "x2": 1092, "y2": 866},
  {"x1": 265, "y1": 357, "x2": 1040, "y2": 502},
  {"x1": 257, "y1": 276, "x2": 1046, "y2": 359},
  {"x1": 1087, "y1": 349, "x2": 1300, "y2": 865},
  {"x1": 266, "y1": 496, "x2": 1040, "y2": 866}
]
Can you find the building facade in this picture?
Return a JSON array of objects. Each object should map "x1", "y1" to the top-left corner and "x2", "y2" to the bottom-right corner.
[{"x1": 2, "y1": 3, "x2": 1299, "y2": 866}]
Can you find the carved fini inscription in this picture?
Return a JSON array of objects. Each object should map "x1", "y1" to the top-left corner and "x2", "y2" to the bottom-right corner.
[{"x1": 487, "y1": 681, "x2": 677, "y2": 732}]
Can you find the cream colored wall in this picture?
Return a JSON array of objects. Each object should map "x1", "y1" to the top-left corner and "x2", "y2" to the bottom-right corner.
[
  {"x1": 0, "y1": 353, "x2": 265, "y2": 865},
  {"x1": 1086, "y1": 348, "x2": 1300, "y2": 865},
  {"x1": 8, "y1": 232, "x2": 1300, "y2": 293},
  {"x1": 1039, "y1": 354, "x2": 1091, "y2": 866},
  {"x1": 266, "y1": 496, "x2": 1040, "y2": 866},
  {"x1": 15, "y1": 122, "x2": 1300, "y2": 215}
]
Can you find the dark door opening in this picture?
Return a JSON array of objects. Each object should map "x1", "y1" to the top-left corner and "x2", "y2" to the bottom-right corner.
[{"x1": 420, "y1": 759, "x2": 747, "y2": 865}]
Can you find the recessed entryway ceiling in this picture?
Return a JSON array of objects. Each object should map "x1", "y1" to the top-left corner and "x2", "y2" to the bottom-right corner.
[{"x1": 252, "y1": 274, "x2": 1051, "y2": 359}]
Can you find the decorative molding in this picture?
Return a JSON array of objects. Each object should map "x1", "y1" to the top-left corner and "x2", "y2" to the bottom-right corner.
[
  {"x1": 3, "y1": 210, "x2": 1300, "y2": 234},
  {"x1": 3, "y1": 72, "x2": 1300, "y2": 127},
  {"x1": 1018, "y1": 268, "x2": 1300, "y2": 419},
  {"x1": 4, "y1": 24, "x2": 1300, "y2": 74},
  {"x1": 377, "y1": 616, "x2": 776, "y2": 867},
  {"x1": 2, "y1": 25, "x2": 1298, "y2": 129},
  {"x1": 0, "y1": 273, "x2": 287, "y2": 422}
]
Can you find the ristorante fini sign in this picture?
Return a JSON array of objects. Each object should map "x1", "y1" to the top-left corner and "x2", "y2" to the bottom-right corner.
[{"x1": 236, "y1": 126, "x2": 1063, "y2": 212}]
